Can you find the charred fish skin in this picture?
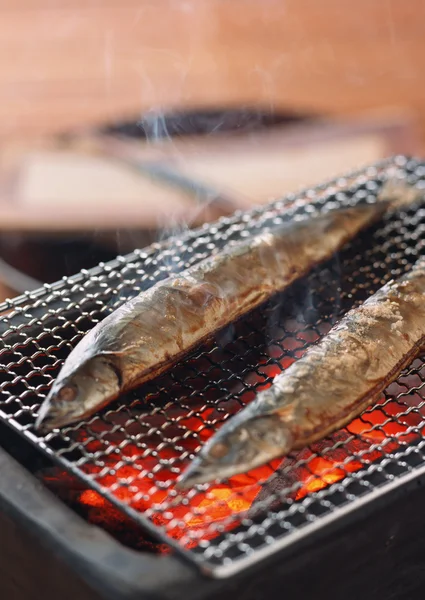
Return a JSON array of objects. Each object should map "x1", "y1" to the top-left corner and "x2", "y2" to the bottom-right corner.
[
  {"x1": 177, "y1": 259, "x2": 425, "y2": 488},
  {"x1": 35, "y1": 182, "x2": 419, "y2": 432}
]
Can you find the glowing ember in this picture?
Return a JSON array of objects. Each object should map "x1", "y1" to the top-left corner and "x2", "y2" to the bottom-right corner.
[
  {"x1": 80, "y1": 489, "x2": 106, "y2": 507},
  {"x1": 39, "y1": 355, "x2": 425, "y2": 552},
  {"x1": 295, "y1": 457, "x2": 362, "y2": 500}
]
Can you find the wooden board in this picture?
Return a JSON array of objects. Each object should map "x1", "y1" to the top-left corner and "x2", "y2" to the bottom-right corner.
[{"x1": 0, "y1": 112, "x2": 419, "y2": 231}]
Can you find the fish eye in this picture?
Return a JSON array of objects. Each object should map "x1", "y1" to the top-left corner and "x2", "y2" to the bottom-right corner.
[
  {"x1": 208, "y1": 441, "x2": 230, "y2": 459},
  {"x1": 57, "y1": 384, "x2": 78, "y2": 402}
]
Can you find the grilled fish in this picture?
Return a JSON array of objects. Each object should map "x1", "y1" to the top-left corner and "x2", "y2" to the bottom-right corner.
[
  {"x1": 177, "y1": 257, "x2": 425, "y2": 488},
  {"x1": 36, "y1": 181, "x2": 419, "y2": 432}
]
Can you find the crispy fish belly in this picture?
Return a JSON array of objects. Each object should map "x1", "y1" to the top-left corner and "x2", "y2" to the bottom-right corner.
[
  {"x1": 35, "y1": 182, "x2": 418, "y2": 432},
  {"x1": 177, "y1": 259, "x2": 425, "y2": 488}
]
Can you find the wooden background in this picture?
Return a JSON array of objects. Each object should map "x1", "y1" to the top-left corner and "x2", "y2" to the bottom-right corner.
[
  {"x1": 1, "y1": 0, "x2": 425, "y2": 142},
  {"x1": 1, "y1": 0, "x2": 425, "y2": 302}
]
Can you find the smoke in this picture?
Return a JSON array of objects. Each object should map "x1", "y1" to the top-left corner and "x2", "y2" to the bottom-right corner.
[
  {"x1": 139, "y1": 109, "x2": 175, "y2": 146},
  {"x1": 102, "y1": 106, "x2": 306, "y2": 310},
  {"x1": 265, "y1": 253, "x2": 342, "y2": 361}
]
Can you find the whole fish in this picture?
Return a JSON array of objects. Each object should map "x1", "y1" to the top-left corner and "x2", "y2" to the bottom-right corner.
[
  {"x1": 177, "y1": 257, "x2": 425, "y2": 488},
  {"x1": 36, "y1": 181, "x2": 419, "y2": 432}
]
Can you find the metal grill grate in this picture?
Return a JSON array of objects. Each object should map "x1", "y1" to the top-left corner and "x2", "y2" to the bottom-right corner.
[{"x1": 1, "y1": 155, "x2": 425, "y2": 577}]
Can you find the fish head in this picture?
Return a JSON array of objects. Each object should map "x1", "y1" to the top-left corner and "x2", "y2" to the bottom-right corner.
[
  {"x1": 35, "y1": 355, "x2": 121, "y2": 432},
  {"x1": 176, "y1": 413, "x2": 292, "y2": 488}
]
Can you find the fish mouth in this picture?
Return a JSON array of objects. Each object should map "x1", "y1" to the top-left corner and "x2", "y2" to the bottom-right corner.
[
  {"x1": 176, "y1": 464, "x2": 214, "y2": 489},
  {"x1": 177, "y1": 439, "x2": 290, "y2": 489},
  {"x1": 35, "y1": 398, "x2": 80, "y2": 433}
]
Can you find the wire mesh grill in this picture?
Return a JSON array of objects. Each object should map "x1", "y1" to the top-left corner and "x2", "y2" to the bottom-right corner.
[{"x1": 1, "y1": 155, "x2": 425, "y2": 577}]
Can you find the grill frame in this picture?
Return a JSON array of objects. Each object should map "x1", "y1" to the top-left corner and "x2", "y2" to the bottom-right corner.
[
  {"x1": 2, "y1": 155, "x2": 425, "y2": 578},
  {"x1": 3, "y1": 433, "x2": 425, "y2": 600}
]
